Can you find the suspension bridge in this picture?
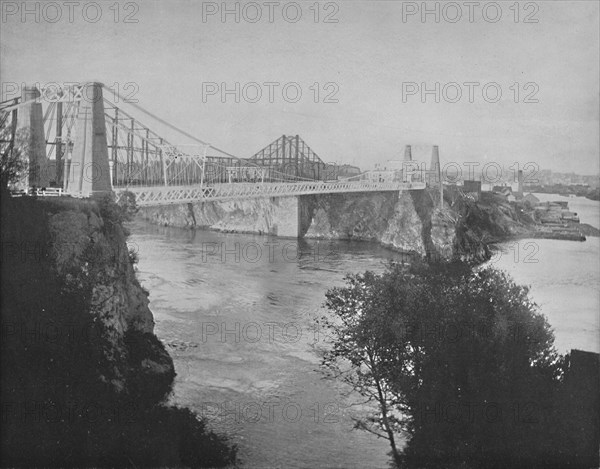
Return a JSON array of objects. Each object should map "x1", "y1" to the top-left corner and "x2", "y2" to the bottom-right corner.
[{"x1": 0, "y1": 82, "x2": 434, "y2": 207}]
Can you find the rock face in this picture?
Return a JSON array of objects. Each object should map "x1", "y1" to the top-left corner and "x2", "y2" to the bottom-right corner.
[
  {"x1": 301, "y1": 191, "x2": 429, "y2": 253},
  {"x1": 139, "y1": 188, "x2": 489, "y2": 262},
  {"x1": 1, "y1": 196, "x2": 173, "y2": 394},
  {"x1": 48, "y1": 208, "x2": 156, "y2": 336},
  {"x1": 55, "y1": 210, "x2": 153, "y2": 336},
  {"x1": 1, "y1": 195, "x2": 239, "y2": 468},
  {"x1": 141, "y1": 196, "x2": 300, "y2": 237}
]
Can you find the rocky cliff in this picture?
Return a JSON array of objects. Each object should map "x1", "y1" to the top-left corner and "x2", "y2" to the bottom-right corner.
[
  {"x1": 1, "y1": 196, "x2": 172, "y2": 392},
  {"x1": 141, "y1": 196, "x2": 299, "y2": 236},
  {"x1": 0, "y1": 194, "x2": 235, "y2": 467},
  {"x1": 139, "y1": 188, "x2": 492, "y2": 263}
]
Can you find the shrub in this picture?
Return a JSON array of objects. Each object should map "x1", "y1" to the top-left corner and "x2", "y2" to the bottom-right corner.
[{"x1": 322, "y1": 260, "x2": 566, "y2": 468}]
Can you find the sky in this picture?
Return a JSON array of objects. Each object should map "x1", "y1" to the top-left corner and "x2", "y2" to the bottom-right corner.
[{"x1": 1, "y1": 0, "x2": 599, "y2": 175}]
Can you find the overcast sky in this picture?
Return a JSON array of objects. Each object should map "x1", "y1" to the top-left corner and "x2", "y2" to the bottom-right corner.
[{"x1": 2, "y1": 0, "x2": 599, "y2": 175}]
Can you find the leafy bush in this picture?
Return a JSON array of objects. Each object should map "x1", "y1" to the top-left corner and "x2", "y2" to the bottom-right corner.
[
  {"x1": 116, "y1": 190, "x2": 139, "y2": 220},
  {"x1": 0, "y1": 126, "x2": 29, "y2": 190},
  {"x1": 128, "y1": 246, "x2": 139, "y2": 265},
  {"x1": 322, "y1": 260, "x2": 567, "y2": 468}
]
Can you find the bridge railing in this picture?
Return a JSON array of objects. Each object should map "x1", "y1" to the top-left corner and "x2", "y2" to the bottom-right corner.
[
  {"x1": 9, "y1": 187, "x2": 65, "y2": 197},
  {"x1": 115, "y1": 180, "x2": 427, "y2": 206}
]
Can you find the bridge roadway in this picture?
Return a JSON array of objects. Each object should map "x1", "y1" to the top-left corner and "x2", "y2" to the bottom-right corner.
[{"x1": 114, "y1": 180, "x2": 427, "y2": 206}]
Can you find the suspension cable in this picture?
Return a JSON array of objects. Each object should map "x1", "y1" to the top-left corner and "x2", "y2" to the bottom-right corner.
[{"x1": 102, "y1": 84, "x2": 241, "y2": 160}]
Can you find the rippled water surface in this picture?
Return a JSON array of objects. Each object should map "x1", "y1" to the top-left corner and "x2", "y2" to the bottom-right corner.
[
  {"x1": 488, "y1": 194, "x2": 600, "y2": 354},
  {"x1": 130, "y1": 226, "x2": 401, "y2": 468},
  {"x1": 129, "y1": 195, "x2": 599, "y2": 467}
]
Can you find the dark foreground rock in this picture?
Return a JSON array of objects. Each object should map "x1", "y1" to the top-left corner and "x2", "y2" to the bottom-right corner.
[{"x1": 0, "y1": 193, "x2": 236, "y2": 467}]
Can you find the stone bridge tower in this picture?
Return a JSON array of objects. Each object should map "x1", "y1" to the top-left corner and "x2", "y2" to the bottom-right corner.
[
  {"x1": 63, "y1": 82, "x2": 112, "y2": 197},
  {"x1": 16, "y1": 86, "x2": 50, "y2": 189},
  {"x1": 430, "y1": 145, "x2": 443, "y2": 208}
]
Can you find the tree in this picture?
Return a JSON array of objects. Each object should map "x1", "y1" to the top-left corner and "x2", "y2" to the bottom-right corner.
[
  {"x1": 116, "y1": 190, "x2": 139, "y2": 220},
  {"x1": 321, "y1": 260, "x2": 564, "y2": 468},
  {"x1": 319, "y1": 267, "x2": 412, "y2": 466},
  {"x1": 0, "y1": 122, "x2": 30, "y2": 191}
]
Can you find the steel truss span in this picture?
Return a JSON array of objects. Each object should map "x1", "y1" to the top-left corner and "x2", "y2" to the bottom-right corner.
[{"x1": 117, "y1": 181, "x2": 427, "y2": 206}]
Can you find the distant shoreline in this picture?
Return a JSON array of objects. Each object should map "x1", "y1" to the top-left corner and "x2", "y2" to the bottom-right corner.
[{"x1": 524, "y1": 185, "x2": 600, "y2": 201}]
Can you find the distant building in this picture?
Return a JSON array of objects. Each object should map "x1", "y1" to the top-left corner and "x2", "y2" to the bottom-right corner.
[
  {"x1": 337, "y1": 164, "x2": 361, "y2": 178},
  {"x1": 561, "y1": 210, "x2": 580, "y2": 222},
  {"x1": 462, "y1": 180, "x2": 481, "y2": 201},
  {"x1": 383, "y1": 159, "x2": 426, "y2": 183},
  {"x1": 493, "y1": 186, "x2": 513, "y2": 197},
  {"x1": 523, "y1": 193, "x2": 540, "y2": 206},
  {"x1": 386, "y1": 160, "x2": 404, "y2": 171},
  {"x1": 463, "y1": 180, "x2": 482, "y2": 194},
  {"x1": 369, "y1": 169, "x2": 397, "y2": 183}
]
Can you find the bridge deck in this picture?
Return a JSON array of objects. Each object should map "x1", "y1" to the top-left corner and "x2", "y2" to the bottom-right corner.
[{"x1": 115, "y1": 180, "x2": 426, "y2": 206}]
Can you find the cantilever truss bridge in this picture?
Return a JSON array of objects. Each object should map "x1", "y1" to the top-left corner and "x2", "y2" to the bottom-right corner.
[{"x1": 0, "y1": 82, "x2": 425, "y2": 206}]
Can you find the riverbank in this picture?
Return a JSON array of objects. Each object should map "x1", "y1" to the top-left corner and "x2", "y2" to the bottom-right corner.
[
  {"x1": 0, "y1": 193, "x2": 236, "y2": 467},
  {"x1": 459, "y1": 190, "x2": 598, "y2": 244},
  {"x1": 138, "y1": 188, "x2": 493, "y2": 263},
  {"x1": 524, "y1": 183, "x2": 600, "y2": 201},
  {"x1": 137, "y1": 188, "x2": 597, "y2": 267},
  {"x1": 529, "y1": 197, "x2": 599, "y2": 240}
]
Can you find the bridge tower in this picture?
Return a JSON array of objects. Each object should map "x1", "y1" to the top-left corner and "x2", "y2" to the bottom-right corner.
[
  {"x1": 517, "y1": 169, "x2": 524, "y2": 196},
  {"x1": 17, "y1": 86, "x2": 50, "y2": 189},
  {"x1": 63, "y1": 82, "x2": 112, "y2": 196},
  {"x1": 430, "y1": 145, "x2": 443, "y2": 208},
  {"x1": 401, "y1": 145, "x2": 414, "y2": 183}
]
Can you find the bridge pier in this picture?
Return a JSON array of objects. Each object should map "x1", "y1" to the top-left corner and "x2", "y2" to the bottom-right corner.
[{"x1": 268, "y1": 196, "x2": 302, "y2": 237}]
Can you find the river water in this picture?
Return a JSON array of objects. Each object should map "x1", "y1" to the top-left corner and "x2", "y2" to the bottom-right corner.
[
  {"x1": 129, "y1": 194, "x2": 599, "y2": 468},
  {"x1": 487, "y1": 194, "x2": 600, "y2": 354}
]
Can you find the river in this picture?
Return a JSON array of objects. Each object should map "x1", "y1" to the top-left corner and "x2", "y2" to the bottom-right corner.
[
  {"x1": 129, "y1": 194, "x2": 599, "y2": 468},
  {"x1": 488, "y1": 194, "x2": 599, "y2": 354}
]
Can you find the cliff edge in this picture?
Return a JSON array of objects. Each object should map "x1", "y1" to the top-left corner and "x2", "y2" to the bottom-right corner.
[
  {"x1": 0, "y1": 193, "x2": 235, "y2": 467},
  {"x1": 139, "y1": 188, "x2": 494, "y2": 263}
]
